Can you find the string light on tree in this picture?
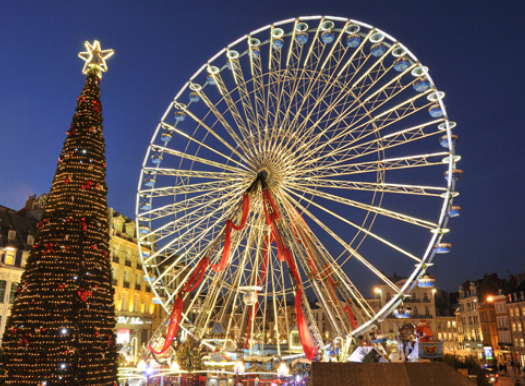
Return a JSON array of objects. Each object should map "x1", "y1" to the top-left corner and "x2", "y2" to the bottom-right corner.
[{"x1": 0, "y1": 41, "x2": 117, "y2": 386}]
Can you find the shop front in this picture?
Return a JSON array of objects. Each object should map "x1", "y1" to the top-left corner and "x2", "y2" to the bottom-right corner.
[{"x1": 116, "y1": 315, "x2": 153, "y2": 362}]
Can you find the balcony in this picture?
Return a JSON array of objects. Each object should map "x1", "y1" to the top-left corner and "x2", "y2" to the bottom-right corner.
[
  {"x1": 135, "y1": 284, "x2": 141, "y2": 291},
  {"x1": 125, "y1": 260, "x2": 132, "y2": 267},
  {"x1": 423, "y1": 299, "x2": 431, "y2": 303},
  {"x1": 123, "y1": 281, "x2": 130, "y2": 289},
  {"x1": 404, "y1": 299, "x2": 421, "y2": 303}
]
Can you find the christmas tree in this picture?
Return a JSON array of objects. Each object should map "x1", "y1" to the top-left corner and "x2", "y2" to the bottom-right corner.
[{"x1": 0, "y1": 41, "x2": 117, "y2": 386}]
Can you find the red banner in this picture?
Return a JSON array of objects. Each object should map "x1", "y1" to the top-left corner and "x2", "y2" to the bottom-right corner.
[{"x1": 149, "y1": 296, "x2": 183, "y2": 354}]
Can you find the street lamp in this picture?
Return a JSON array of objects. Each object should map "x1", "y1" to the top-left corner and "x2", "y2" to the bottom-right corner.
[{"x1": 234, "y1": 361, "x2": 245, "y2": 386}]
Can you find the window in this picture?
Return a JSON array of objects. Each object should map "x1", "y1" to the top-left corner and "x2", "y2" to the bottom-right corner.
[
  {"x1": 122, "y1": 292, "x2": 128, "y2": 311},
  {"x1": 386, "y1": 293, "x2": 391, "y2": 301},
  {"x1": 424, "y1": 293, "x2": 429, "y2": 301},
  {"x1": 0, "y1": 281, "x2": 6, "y2": 303},
  {"x1": 452, "y1": 321, "x2": 456, "y2": 328},
  {"x1": 389, "y1": 323, "x2": 393, "y2": 333},
  {"x1": 135, "y1": 274, "x2": 142, "y2": 291},
  {"x1": 510, "y1": 308, "x2": 514, "y2": 317},
  {"x1": 134, "y1": 294, "x2": 140, "y2": 312},
  {"x1": 515, "y1": 307, "x2": 521, "y2": 317},
  {"x1": 9, "y1": 282, "x2": 18, "y2": 303},
  {"x1": 5, "y1": 250, "x2": 15, "y2": 266},
  {"x1": 521, "y1": 338, "x2": 525, "y2": 348},
  {"x1": 519, "y1": 322, "x2": 523, "y2": 332},
  {"x1": 438, "y1": 322, "x2": 442, "y2": 329},
  {"x1": 447, "y1": 321, "x2": 451, "y2": 328},
  {"x1": 414, "y1": 307, "x2": 418, "y2": 316},
  {"x1": 21, "y1": 251, "x2": 28, "y2": 268},
  {"x1": 515, "y1": 338, "x2": 519, "y2": 348},
  {"x1": 412, "y1": 293, "x2": 417, "y2": 301},
  {"x1": 112, "y1": 267, "x2": 118, "y2": 286},
  {"x1": 438, "y1": 332, "x2": 442, "y2": 341},
  {"x1": 425, "y1": 307, "x2": 430, "y2": 316},
  {"x1": 512, "y1": 323, "x2": 517, "y2": 332}
]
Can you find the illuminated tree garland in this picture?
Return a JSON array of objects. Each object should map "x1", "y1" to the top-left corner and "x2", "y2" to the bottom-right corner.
[{"x1": 0, "y1": 42, "x2": 117, "y2": 386}]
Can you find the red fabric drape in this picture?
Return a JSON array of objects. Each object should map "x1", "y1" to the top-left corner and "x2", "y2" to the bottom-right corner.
[
  {"x1": 149, "y1": 296, "x2": 184, "y2": 354},
  {"x1": 344, "y1": 305, "x2": 357, "y2": 330},
  {"x1": 182, "y1": 258, "x2": 209, "y2": 292},
  {"x1": 211, "y1": 194, "x2": 250, "y2": 271},
  {"x1": 283, "y1": 248, "x2": 316, "y2": 361}
]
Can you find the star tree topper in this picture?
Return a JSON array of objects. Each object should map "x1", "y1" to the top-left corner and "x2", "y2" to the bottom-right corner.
[{"x1": 78, "y1": 40, "x2": 114, "y2": 76}]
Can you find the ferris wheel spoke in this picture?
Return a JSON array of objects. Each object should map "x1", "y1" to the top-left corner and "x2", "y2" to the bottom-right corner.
[
  {"x1": 140, "y1": 193, "x2": 241, "y2": 245},
  {"x1": 284, "y1": 188, "x2": 423, "y2": 263},
  {"x1": 212, "y1": 73, "x2": 257, "y2": 157},
  {"x1": 250, "y1": 53, "x2": 267, "y2": 147},
  {"x1": 288, "y1": 62, "x2": 417, "y2": 158},
  {"x1": 139, "y1": 179, "x2": 239, "y2": 198},
  {"x1": 143, "y1": 167, "x2": 239, "y2": 180},
  {"x1": 293, "y1": 42, "x2": 396, "y2": 148},
  {"x1": 145, "y1": 192, "x2": 246, "y2": 265},
  {"x1": 190, "y1": 87, "x2": 253, "y2": 158},
  {"x1": 296, "y1": 152, "x2": 450, "y2": 179},
  {"x1": 292, "y1": 179, "x2": 446, "y2": 196},
  {"x1": 296, "y1": 117, "x2": 443, "y2": 174},
  {"x1": 228, "y1": 56, "x2": 262, "y2": 155},
  {"x1": 294, "y1": 89, "x2": 435, "y2": 166},
  {"x1": 159, "y1": 121, "x2": 247, "y2": 167},
  {"x1": 140, "y1": 183, "x2": 247, "y2": 222},
  {"x1": 282, "y1": 192, "x2": 402, "y2": 293},
  {"x1": 287, "y1": 184, "x2": 437, "y2": 229},
  {"x1": 157, "y1": 146, "x2": 249, "y2": 173},
  {"x1": 180, "y1": 110, "x2": 253, "y2": 166}
]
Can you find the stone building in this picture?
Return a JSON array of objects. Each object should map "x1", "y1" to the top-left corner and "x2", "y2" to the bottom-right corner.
[
  {"x1": 478, "y1": 300, "x2": 499, "y2": 361},
  {"x1": 109, "y1": 208, "x2": 164, "y2": 356},
  {"x1": 458, "y1": 274, "x2": 507, "y2": 360},
  {"x1": 375, "y1": 272, "x2": 438, "y2": 355},
  {"x1": 493, "y1": 291, "x2": 512, "y2": 363},
  {"x1": 0, "y1": 205, "x2": 37, "y2": 340},
  {"x1": 508, "y1": 280, "x2": 525, "y2": 366}
]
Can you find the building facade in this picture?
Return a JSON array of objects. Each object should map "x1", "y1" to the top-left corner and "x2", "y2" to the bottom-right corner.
[
  {"x1": 0, "y1": 205, "x2": 37, "y2": 340},
  {"x1": 478, "y1": 300, "x2": 499, "y2": 362},
  {"x1": 109, "y1": 208, "x2": 161, "y2": 357},
  {"x1": 458, "y1": 274, "x2": 507, "y2": 360},
  {"x1": 508, "y1": 282, "x2": 525, "y2": 366},
  {"x1": 375, "y1": 273, "x2": 438, "y2": 355},
  {"x1": 493, "y1": 292, "x2": 512, "y2": 363}
]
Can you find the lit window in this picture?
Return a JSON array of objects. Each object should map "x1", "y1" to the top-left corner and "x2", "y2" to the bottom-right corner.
[
  {"x1": 5, "y1": 250, "x2": 15, "y2": 266},
  {"x1": 9, "y1": 282, "x2": 18, "y2": 303}
]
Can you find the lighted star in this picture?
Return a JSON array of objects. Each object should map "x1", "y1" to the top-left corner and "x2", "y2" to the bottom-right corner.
[{"x1": 78, "y1": 40, "x2": 114, "y2": 75}]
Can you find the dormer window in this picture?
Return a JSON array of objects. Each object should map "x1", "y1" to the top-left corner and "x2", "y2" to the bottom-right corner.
[{"x1": 7, "y1": 230, "x2": 16, "y2": 242}]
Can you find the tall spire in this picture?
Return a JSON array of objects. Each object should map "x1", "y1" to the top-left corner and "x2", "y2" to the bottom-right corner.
[{"x1": 0, "y1": 42, "x2": 117, "y2": 386}]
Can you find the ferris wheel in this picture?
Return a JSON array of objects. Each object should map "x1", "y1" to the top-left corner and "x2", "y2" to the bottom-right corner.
[{"x1": 136, "y1": 16, "x2": 461, "y2": 361}]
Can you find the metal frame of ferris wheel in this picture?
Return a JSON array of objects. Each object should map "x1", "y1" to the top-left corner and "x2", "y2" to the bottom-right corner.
[{"x1": 136, "y1": 15, "x2": 460, "y2": 359}]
